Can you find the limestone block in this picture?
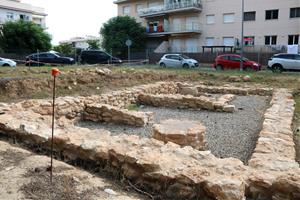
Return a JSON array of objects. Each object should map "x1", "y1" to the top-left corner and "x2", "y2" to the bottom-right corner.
[{"x1": 153, "y1": 119, "x2": 206, "y2": 150}]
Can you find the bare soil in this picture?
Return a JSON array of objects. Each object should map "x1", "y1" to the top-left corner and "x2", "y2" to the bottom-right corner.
[{"x1": 0, "y1": 140, "x2": 147, "y2": 200}]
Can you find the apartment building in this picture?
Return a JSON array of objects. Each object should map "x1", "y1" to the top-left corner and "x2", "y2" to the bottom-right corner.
[
  {"x1": 114, "y1": 0, "x2": 300, "y2": 53},
  {"x1": 59, "y1": 36, "x2": 102, "y2": 49},
  {"x1": 0, "y1": 0, "x2": 46, "y2": 28}
]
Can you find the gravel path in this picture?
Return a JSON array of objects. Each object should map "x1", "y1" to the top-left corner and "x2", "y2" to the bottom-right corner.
[{"x1": 78, "y1": 95, "x2": 270, "y2": 163}]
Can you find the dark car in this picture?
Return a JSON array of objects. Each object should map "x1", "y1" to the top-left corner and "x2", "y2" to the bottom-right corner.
[
  {"x1": 213, "y1": 54, "x2": 261, "y2": 71},
  {"x1": 26, "y1": 52, "x2": 74, "y2": 66},
  {"x1": 79, "y1": 50, "x2": 122, "y2": 65}
]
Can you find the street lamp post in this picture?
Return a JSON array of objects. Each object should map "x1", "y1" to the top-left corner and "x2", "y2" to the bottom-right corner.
[{"x1": 240, "y1": 0, "x2": 245, "y2": 71}]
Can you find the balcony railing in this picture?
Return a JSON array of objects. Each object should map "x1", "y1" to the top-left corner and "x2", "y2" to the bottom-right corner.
[
  {"x1": 146, "y1": 22, "x2": 201, "y2": 36},
  {"x1": 139, "y1": 0, "x2": 202, "y2": 17}
]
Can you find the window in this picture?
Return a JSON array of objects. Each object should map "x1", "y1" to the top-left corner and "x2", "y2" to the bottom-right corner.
[
  {"x1": 288, "y1": 35, "x2": 299, "y2": 45},
  {"x1": 206, "y1": 15, "x2": 215, "y2": 24},
  {"x1": 6, "y1": 12, "x2": 14, "y2": 20},
  {"x1": 223, "y1": 37, "x2": 235, "y2": 46},
  {"x1": 221, "y1": 56, "x2": 230, "y2": 60},
  {"x1": 265, "y1": 9, "x2": 279, "y2": 20},
  {"x1": 244, "y1": 11, "x2": 256, "y2": 21},
  {"x1": 206, "y1": 37, "x2": 215, "y2": 46},
  {"x1": 20, "y1": 14, "x2": 29, "y2": 21},
  {"x1": 229, "y1": 56, "x2": 241, "y2": 62},
  {"x1": 223, "y1": 13, "x2": 235, "y2": 23},
  {"x1": 290, "y1": 7, "x2": 300, "y2": 18},
  {"x1": 170, "y1": 55, "x2": 180, "y2": 60},
  {"x1": 123, "y1": 6, "x2": 130, "y2": 15},
  {"x1": 136, "y1": 4, "x2": 143, "y2": 13},
  {"x1": 265, "y1": 35, "x2": 277, "y2": 45},
  {"x1": 295, "y1": 55, "x2": 300, "y2": 60},
  {"x1": 244, "y1": 36, "x2": 255, "y2": 46}
]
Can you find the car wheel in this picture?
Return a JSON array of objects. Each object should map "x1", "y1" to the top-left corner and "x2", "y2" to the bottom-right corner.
[
  {"x1": 272, "y1": 64, "x2": 283, "y2": 73},
  {"x1": 160, "y1": 63, "x2": 166, "y2": 68},
  {"x1": 183, "y1": 63, "x2": 189, "y2": 68},
  {"x1": 216, "y1": 65, "x2": 223, "y2": 71},
  {"x1": 2, "y1": 64, "x2": 10, "y2": 67}
]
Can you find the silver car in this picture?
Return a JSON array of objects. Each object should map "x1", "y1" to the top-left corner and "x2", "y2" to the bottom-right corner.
[
  {"x1": 268, "y1": 53, "x2": 300, "y2": 73},
  {"x1": 158, "y1": 54, "x2": 199, "y2": 68},
  {"x1": 0, "y1": 57, "x2": 17, "y2": 67}
]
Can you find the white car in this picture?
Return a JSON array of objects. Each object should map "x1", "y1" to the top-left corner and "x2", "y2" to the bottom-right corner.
[
  {"x1": 158, "y1": 54, "x2": 199, "y2": 68},
  {"x1": 268, "y1": 53, "x2": 300, "y2": 73},
  {"x1": 0, "y1": 57, "x2": 17, "y2": 67}
]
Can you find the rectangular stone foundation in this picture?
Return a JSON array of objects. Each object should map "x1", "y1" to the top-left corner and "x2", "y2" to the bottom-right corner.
[{"x1": 0, "y1": 82, "x2": 298, "y2": 200}]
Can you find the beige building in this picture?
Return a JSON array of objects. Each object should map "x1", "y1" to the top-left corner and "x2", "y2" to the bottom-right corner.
[
  {"x1": 114, "y1": 0, "x2": 300, "y2": 53},
  {"x1": 0, "y1": 0, "x2": 46, "y2": 28}
]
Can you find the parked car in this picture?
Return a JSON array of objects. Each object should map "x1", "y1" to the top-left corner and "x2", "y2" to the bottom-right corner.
[
  {"x1": 268, "y1": 53, "x2": 300, "y2": 73},
  {"x1": 158, "y1": 54, "x2": 199, "y2": 68},
  {"x1": 25, "y1": 52, "x2": 74, "y2": 66},
  {"x1": 0, "y1": 57, "x2": 16, "y2": 67},
  {"x1": 213, "y1": 54, "x2": 261, "y2": 71},
  {"x1": 79, "y1": 50, "x2": 122, "y2": 65}
]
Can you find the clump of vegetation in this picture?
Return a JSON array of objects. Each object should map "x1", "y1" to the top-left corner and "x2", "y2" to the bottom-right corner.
[
  {"x1": 0, "y1": 20, "x2": 51, "y2": 54},
  {"x1": 127, "y1": 104, "x2": 140, "y2": 111}
]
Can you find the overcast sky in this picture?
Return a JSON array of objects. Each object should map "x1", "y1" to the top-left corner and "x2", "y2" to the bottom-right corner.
[{"x1": 22, "y1": 0, "x2": 117, "y2": 45}]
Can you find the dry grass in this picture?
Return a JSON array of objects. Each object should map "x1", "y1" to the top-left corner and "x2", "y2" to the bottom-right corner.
[{"x1": 21, "y1": 168, "x2": 97, "y2": 200}]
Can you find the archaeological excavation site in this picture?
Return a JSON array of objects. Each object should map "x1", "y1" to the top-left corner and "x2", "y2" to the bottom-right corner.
[{"x1": 0, "y1": 79, "x2": 299, "y2": 200}]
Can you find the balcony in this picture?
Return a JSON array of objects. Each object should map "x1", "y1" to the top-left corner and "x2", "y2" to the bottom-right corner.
[
  {"x1": 139, "y1": 0, "x2": 202, "y2": 18},
  {"x1": 146, "y1": 22, "x2": 201, "y2": 37}
]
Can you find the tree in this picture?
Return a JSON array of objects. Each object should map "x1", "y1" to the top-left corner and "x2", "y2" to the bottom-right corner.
[
  {"x1": 87, "y1": 40, "x2": 100, "y2": 50},
  {"x1": 0, "y1": 20, "x2": 52, "y2": 54},
  {"x1": 53, "y1": 43, "x2": 74, "y2": 56},
  {"x1": 100, "y1": 16, "x2": 146, "y2": 57}
]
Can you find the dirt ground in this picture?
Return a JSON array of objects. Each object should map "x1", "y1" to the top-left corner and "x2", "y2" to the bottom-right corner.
[{"x1": 0, "y1": 140, "x2": 148, "y2": 200}]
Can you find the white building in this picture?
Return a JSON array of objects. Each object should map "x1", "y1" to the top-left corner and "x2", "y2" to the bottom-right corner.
[
  {"x1": 0, "y1": 0, "x2": 46, "y2": 28},
  {"x1": 59, "y1": 36, "x2": 102, "y2": 49}
]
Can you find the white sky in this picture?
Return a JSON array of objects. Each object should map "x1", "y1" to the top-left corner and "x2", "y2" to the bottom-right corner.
[{"x1": 22, "y1": 0, "x2": 117, "y2": 45}]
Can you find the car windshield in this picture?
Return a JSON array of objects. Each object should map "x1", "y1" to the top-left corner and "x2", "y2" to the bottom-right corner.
[
  {"x1": 242, "y1": 57, "x2": 249, "y2": 61},
  {"x1": 180, "y1": 55, "x2": 190, "y2": 59}
]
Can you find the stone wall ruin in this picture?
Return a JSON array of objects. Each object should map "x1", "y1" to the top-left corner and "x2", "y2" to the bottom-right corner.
[{"x1": 0, "y1": 82, "x2": 298, "y2": 200}]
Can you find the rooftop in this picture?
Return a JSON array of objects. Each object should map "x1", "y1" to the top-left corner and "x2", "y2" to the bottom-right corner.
[{"x1": 0, "y1": 0, "x2": 46, "y2": 16}]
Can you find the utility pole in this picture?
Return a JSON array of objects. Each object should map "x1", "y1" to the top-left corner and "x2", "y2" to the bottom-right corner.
[{"x1": 240, "y1": 0, "x2": 245, "y2": 71}]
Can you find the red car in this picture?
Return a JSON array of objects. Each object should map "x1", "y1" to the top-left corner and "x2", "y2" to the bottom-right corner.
[{"x1": 213, "y1": 54, "x2": 261, "y2": 71}]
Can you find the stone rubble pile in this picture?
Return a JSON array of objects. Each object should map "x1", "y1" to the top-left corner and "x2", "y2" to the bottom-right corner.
[
  {"x1": 153, "y1": 119, "x2": 206, "y2": 150},
  {"x1": 138, "y1": 93, "x2": 235, "y2": 112},
  {"x1": 84, "y1": 104, "x2": 153, "y2": 127}
]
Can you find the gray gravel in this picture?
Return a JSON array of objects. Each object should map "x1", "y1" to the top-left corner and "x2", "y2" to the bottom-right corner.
[{"x1": 77, "y1": 95, "x2": 270, "y2": 163}]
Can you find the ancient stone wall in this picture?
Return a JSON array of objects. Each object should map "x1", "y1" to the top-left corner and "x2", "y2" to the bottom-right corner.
[
  {"x1": 84, "y1": 104, "x2": 153, "y2": 127},
  {"x1": 247, "y1": 89, "x2": 299, "y2": 199},
  {"x1": 195, "y1": 85, "x2": 273, "y2": 96},
  {"x1": 138, "y1": 93, "x2": 235, "y2": 112},
  {"x1": 0, "y1": 84, "x2": 298, "y2": 199}
]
